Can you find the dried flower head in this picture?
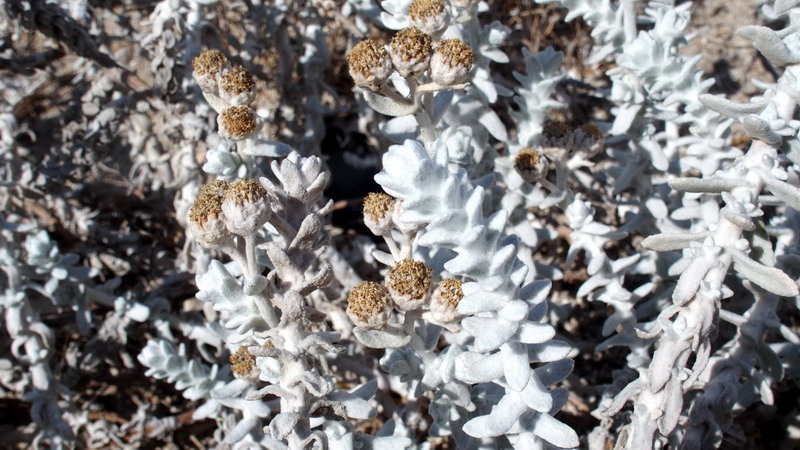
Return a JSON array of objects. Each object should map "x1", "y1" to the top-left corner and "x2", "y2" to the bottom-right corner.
[
  {"x1": 221, "y1": 178, "x2": 271, "y2": 236},
  {"x1": 188, "y1": 180, "x2": 232, "y2": 249},
  {"x1": 220, "y1": 65, "x2": 256, "y2": 106},
  {"x1": 429, "y1": 278, "x2": 464, "y2": 324},
  {"x1": 390, "y1": 27, "x2": 433, "y2": 78},
  {"x1": 574, "y1": 123, "x2": 605, "y2": 156},
  {"x1": 230, "y1": 345, "x2": 257, "y2": 378},
  {"x1": 514, "y1": 148, "x2": 549, "y2": 183},
  {"x1": 347, "y1": 281, "x2": 393, "y2": 329},
  {"x1": 218, "y1": 106, "x2": 257, "y2": 141},
  {"x1": 363, "y1": 192, "x2": 394, "y2": 235},
  {"x1": 430, "y1": 38, "x2": 473, "y2": 86},
  {"x1": 347, "y1": 39, "x2": 393, "y2": 91},
  {"x1": 541, "y1": 119, "x2": 572, "y2": 149},
  {"x1": 386, "y1": 259, "x2": 433, "y2": 311},
  {"x1": 192, "y1": 49, "x2": 230, "y2": 94},
  {"x1": 199, "y1": 178, "x2": 231, "y2": 198},
  {"x1": 578, "y1": 124, "x2": 602, "y2": 141},
  {"x1": 408, "y1": 0, "x2": 449, "y2": 36}
]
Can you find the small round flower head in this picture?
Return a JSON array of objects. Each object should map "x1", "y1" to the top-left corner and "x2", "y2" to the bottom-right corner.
[
  {"x1": 347, "y1": 281, "x2": 393, "y2": 329},
  {"x1": 363, "y1": 192, "x2": 394, "y2": 235},
  {"x1": 430, "y1": 39, "x2": 473, "y2": 86},
  {"x1": 408, "y1": 0, "x2": 450, "y2": 36},
  {"x1": 192, "y1": 49, "x2": 230, "y2": 94},
  {"x1": 514, "y1": 148, "x2": 549, "y2": 183},
  {"x1": 218, "y1": 106, "x2": 257, "y2": 141},
  {"x1": 429, "y1": 278, "x2": 464, "y2": 324},
  {"x1": 220, "y1": 65, "x2": 256, "y2": 106},
  {"x1": 390, "y1": 27, "x2": 433, "y2": 78},
  {"x1": 540, "y1": 119, "x2": 573, "y2": 149},
  {"x1": 574, "y1": 124, "x2": 604, "y2": 156},
  {"x1": 347, "y1": 39, "x2": 393, "y2": 91},
  {"x1": 230, "y1": 345, "x2": 257, "y2": 378},
  {"x1": 221, "y1": 178, "x2": 271, "y2": 236},
  {"x1": 188, "y1": 180, "x2": 232, "y2": 249},
  {"x1": 386, "y1": 259, "x2": 433, "y2": 311}
]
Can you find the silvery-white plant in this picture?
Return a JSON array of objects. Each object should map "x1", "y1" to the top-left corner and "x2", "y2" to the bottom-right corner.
[
  {"x1": 138, "y1": 49, "x2": 393, "y2": 448},
  {"x1": 3, "y1": 0, "x2": 800, "y2": 447},
  {"x1": 0, "y1": 218, "x2": 98, "y2": 447},
  {"x1": 523, "y1": 0, "x2": 800, "y2": 448},
  {"x1": 342, "y1": 1, "x2": 581, "y2": 447},
  {"x1": 366, "y1": 139, "x2": 580, "y2": 448}
]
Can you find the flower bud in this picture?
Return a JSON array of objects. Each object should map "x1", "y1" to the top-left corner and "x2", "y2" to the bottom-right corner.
[
  {"x1": 386, "y1": 259, "x2": 432, "y2": 311},
  {"x1": 363, "y1": 192, "x2": 394, "y2": 235},
  {"x1": 430, "y1": 39, "x2": 473, "y2": 86},
  {"x1": 408, "y1": 0, "x2": 450, "y2": 36},
  {"x1": 540, "y1": 119, "x2": 572, "y2": 150},
  {"x1": 220, "y1": 65, "x2": 256, "y2": 106},
  {"x1": 188, "y1": 180, "x2": 232, "y2": 249},
  {"x1": 221, "y1": 178, "x2": 271, "y2": 236},
  {"x1": 513, "y1": 148, "x2": 549, "y2": 183},
  {"x1": 390, "y1": 27, "x2": 433, "y2": 78},
  {"x1": 429, "y1": 278, "x2": 464, "y2": 324},
  {"x1": 346, "y1": 39, "x2": 393, "y2": 91},
  {"x1": 192, "y1": 49, "x2": 230, "y2": 94},
  {"x1": 574, "y1": 123, "x2": 604, "y2": 157},
  {"x1": 218, "y1": 106, "x2": 257, "y2": 141},
  {"x1": 347, "y1": 281, "x2": 393, "y2": 329}
]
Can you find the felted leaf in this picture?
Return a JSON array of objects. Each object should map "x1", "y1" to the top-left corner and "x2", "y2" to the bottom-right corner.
[
  {"x1": 667, "y1": 177, "x2": 748, "y2": 193},
  {"x1": 518, "y1": 279, "x2": 551, "y2": 306},
  {"x1": 463, "y1": 316, "x2": 516, "y2": 352},
  {"x1": 364, "y1": 91, "x2": 418, "y2": 117},
  {"x1": 534, "y1": 359, "x2": 575, "y2": 387},
  {"x1": 353, "y1": 326, "x2": 411, "y2": 348},
  {"x1": 672, "y1": 257, "x2": 716, "y2": 305},
  {"x1": 527, "y1": 340, "x2": 571, "y2": 363},
  {"x1": 248, "y1": 139, "x2": 292, "y2": 157},
  {"x1": 658, "y1": 372, "x2": 683, "y2": 435},
  {"x1": 742, "y1": 115, "x2": 782, "y2": 145},
  {"x1": 462, "y1": 393, "x2": 527, "y2": 438},
  {"x1": 458, "y1": 286, "x2": 510, "y2": 313},
  {"x1": 328, "y1": 389, "x2": 376, "y2": 419},
  {"x1": 516, "y1": 322, "x2": 556, "y2": 344},
  {"x1": 698, "y1": 93, "x2": 767, "y2": 117},
  {"x1": 761, "y1": 174, "x2": 800, "y2": 210},
  {"x1": 518, "y1": 412, "x2": 580, "y2": 448},
  {"x1": 728, "y1": 247, "x2": 799, "y2": 297},
  {"x1": 518, "y1": 372, "x2": 552, "y2": 413},
  {"x1": 300, "y1": 371, "x2": 332, "y2": 397},
  {"x1": 193, "y1": 400, "x2": 222, "y2": 420},
  {"x1": 501, "y1": 342, "x2": 531, "y2": 391},
  {"x1": 648, "y1": 340, "x2": 680, "y2": 392},
  {"x1": 431, "y1": 90, "x2": 455, "y2": 123},
  {"x1": 497, "y1": 300, "x2": 530, "y2": 322},
  {"x1": 380, "y1": 115, "x2": 418, "y2": 143},
  {"x1": 737, "y1": 25, "x2": 800, "y2": 65},
  {"x1": 270, "y1": 413, "x2": 302, "y2": 440},
  {"x1": 454, "y1": 351, "x2": 504, "y2": 384},
  {"x1": 746, "y1": 220, "x2": 775, "y2": 266}
]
